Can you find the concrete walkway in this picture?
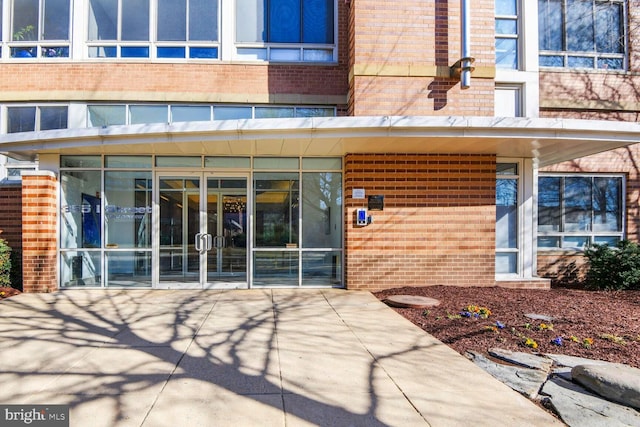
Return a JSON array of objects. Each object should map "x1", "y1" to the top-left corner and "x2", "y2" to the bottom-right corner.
[{"x1": 0, "y1": 289, "x2": 563, "y2": 426}]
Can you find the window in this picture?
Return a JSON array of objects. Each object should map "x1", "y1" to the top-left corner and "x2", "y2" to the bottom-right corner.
[
  {"x1": 236, "y1": 0, "x2": 335, "y2": 62},
  {"x1": 87, "y1": 104, "x2": 336, "y2": 127},
  {"x1": 7, "y1": 106, "x2": 68, "y2": 133},
  {"x1": 496, "y1": 163, "x2": 519, "y2": 274},
  {"x1": 538, "y1": 175, "x2": 624, "y2": 249},
  {"x1": 88, "y1": 0, "x2": 220, "y2": 59},
  {"x1": 495, "y1": 0, "x2": 519, "y2": 69},
  {"x1": 494, "y1": 85, "x2": 522, "y2": 117},
  {"x1": 538, "y1": 0, "x2": 625, "y2": 69},
  {"x1": 157, "y1": 0, "x2": 219, "y2": 58},
  {"x1": 10, "y1": 0, "x2": 70, "y2": 58},
  {"x1": 3, "y1": 156, "x2": 37, "y2": 180}
]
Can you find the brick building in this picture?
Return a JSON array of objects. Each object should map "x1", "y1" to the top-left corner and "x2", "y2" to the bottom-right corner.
[{"x1": 0, "y1": 0, "x2": 639, "y2": 292}]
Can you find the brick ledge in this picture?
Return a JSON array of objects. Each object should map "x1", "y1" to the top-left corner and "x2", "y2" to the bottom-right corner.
[{"x1": 496, "y1": 278, "x2": 551, "y2": 289}]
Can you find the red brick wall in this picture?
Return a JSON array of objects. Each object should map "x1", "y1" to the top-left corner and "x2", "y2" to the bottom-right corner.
[
  {"x1": 538, "y1": 145, "x2": 640, "y2": 286},
  {"x1": 22, "y1": 173, "x2": 58, "y2": 293},
  {"x1": 348, "y1": 0, "x2": 495, "y2": 116},
  {"x1": 0, "y1": 62, "x2": 349, "y2": 105},
  {"x1": 344, "y1": 153, "x2": 496, "y2": 291}
]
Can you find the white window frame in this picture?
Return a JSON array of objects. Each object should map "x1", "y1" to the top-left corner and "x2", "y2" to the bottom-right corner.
[
  {"x1": 495, "y1": 0, "x2": 520, "y2": 70},
  {"x1": 537, "y1": 173, "x2": 626, "y2": 251},
  {"x1": 5, "y1": 104, "x2": 68, "y2": 133},
  {"x1": 2, "y1": 0, "x2": 71, "y2": 60},
  {"x1": 496, "y1": 158, "x2": 536, "y2": 280},
  {"x1": 538, "y1": 0, "x2": 627, "y2": 70}
]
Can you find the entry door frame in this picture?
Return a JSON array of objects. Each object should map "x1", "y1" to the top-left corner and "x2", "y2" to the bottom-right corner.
[{"x1": 152, "y1": 171, "x2": 251, "y2": 289}]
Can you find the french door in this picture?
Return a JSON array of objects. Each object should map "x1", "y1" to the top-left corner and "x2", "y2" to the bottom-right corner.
[{"x1": 154, "y1": 172, "x2": 248, "y2": 288}]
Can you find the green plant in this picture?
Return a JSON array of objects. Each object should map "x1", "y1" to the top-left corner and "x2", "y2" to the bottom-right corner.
[
  {"x1": 460, "y1": 305, "x2": 491, "y2": 318},
  {"x1": 13, "y1": 25, "x2": 35, "y2": 41},
  {"x1": 584, "y1": 240, "x2": 640, "y2": 290},
  {"x1": 538, "y1": 323, "x2": 554, "y2": 331},
  {"x1": 0, "y1": 238, "x2": 11, "y2": 287},
  {"x1": 600, "y1": 333, "x2": 626, "y2": 345}
]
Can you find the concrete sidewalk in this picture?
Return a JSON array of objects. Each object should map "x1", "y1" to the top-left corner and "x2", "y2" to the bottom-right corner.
[{"x1": 0, "y1": 289, "x2": 562, "y2": 426}]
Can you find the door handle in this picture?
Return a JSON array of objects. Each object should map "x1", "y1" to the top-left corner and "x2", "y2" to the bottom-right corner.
[
  {"x1": 213, "y1": 235, "x2": 225, "y2": 249},
  {"x1": 195, "y1": 233, "x2": 202, "y2": 252},
  {"x1": 205, "y1": 234, "x2": 213, "y2": 251}
]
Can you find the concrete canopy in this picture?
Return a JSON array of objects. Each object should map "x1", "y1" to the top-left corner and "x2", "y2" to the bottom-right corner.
[{"x1": 0, "y1": 116, "x2": 638, "y2": 166}]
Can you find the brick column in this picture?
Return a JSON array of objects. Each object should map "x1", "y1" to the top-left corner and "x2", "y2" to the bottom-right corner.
[{"x1": 22, "y1": 171, "x2": 58, "y2": 293}]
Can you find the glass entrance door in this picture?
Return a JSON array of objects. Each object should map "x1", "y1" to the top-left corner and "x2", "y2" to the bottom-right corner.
[
  {"x1": 155, "y1": 174, "x2": 248, "y2": 288},
  {"x1": 206, "y1": 178, "x2": 248, "y2": 285}
]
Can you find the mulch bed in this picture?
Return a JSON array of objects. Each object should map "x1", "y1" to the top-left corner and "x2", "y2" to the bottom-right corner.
[
  {"x1": 0, "y1": 286, "x2": 21, "y2": 300},
  {"x1": 375, "y1": 286, "x2": 640, "y2": 369}
]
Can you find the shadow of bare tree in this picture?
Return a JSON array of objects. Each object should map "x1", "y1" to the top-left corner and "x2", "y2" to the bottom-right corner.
[{"x1": 0, "y1": 290, "x2": 450, "y2": 426}]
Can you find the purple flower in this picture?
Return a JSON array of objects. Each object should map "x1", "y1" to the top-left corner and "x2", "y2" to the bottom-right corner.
[
  {"x1": 460, "y1": 311, "x2": 472, "y2": 318},
  {"x1": 495, "y1": 321, "x2": 505, "y2": 329},
  {"x1": 552, "y1": 337, "x2": 563, "y2": 346}
]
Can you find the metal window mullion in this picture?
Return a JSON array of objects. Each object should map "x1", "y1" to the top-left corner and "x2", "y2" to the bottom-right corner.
[
  {"x1": 117, "y1": 0, "x2": 123, "y2": 41},
  {"x1": 150, "y1": 0, "x2": 157, "y2": 58},
  {"x1": 101, "y1": 166, "x2": 106, "y2": 287},
  {"x1": 590, "y1": 176, "x2": 595, "y2": 233},
  {"x1": 34, "y1": 106, "x2": 41, "y2": 131},
  {"x1": 38, "y1": 0, "x2": 45, "y2": 41},
  {"x1": 186, "y1": 0, "x2": 192, "y2": 42}
]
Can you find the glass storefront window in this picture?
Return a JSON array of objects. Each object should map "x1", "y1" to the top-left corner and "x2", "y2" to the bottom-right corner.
[
  {"x1": 302, "y1": 157, "x2": 341, "y2": 170},
  {"x1": 253, "y1": 251, "x2": 299, "y2": 286},
  {"x1": 302, "y1": 250, "x2": 341, "y2": 286},
  {"x1": 254, "y1": 172, "x2": 299, "y2": 247},
  {"x1": 61, "y1": 251, "x2": 101, "y2": 287},
  {"x1": 60, "y1": 155, "x2": 101, "y2": 168},
  {"x1": 105, "y1": 156, "x2": 152, "y2": 169},
  {"x1": 156, "y1": 156, "x2": 202, "y2": 167},
  {"x1": 205, "y1": 157, "x2": 251, "y2": 168},
  {"x1": 60, "y1": 170, "x2": 102, "y2": 249},
  {"x1": 254, "y1": 157, "x2": 299, "y2": 169},
  {"x1": 105, "y1": 172, "x2": 152, "y2": 249},
  {"x1": 58, "y1": 155, "x2": 343, "y2": 288},
  {"x1": 302, "y1": 172, "x2": 341, "y2": 248},
  {"x1": 107, "y1": 251, "x2": 151, "y2": 287}
]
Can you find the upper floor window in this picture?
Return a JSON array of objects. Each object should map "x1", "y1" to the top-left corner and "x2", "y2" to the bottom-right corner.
[
  {"x1": 538, "y1": 175, "x2": 624, "y2": 250},
  {"x1": 2, "y1": 0, "x2": 337, "y2": 62},
  {"x1": 88, "y1": 0, "x2": 220, "y2": 59},
  {"x1": 495, "y1": 0, "x2": 519, "y2": 69},
  {"x1": 7, "y1": 105, "x2": 68, "y2": 132},
  {"x1": 10, "y1": 0, "x2": 70, "y2": 58},
  {"x1": 235, "y1": 0, "x2": 335, "y2": 62},
  {"x1": 538, "y1": 0, "x2": 625, "y2": 70},
  {"x1": 87, "y1": 104, "x2": 336, "y2": 127}
]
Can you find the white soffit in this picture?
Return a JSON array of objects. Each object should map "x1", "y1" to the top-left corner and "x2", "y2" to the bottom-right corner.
[{"x1": 0, "y1": 116, "x2": 638, "y2": 166}]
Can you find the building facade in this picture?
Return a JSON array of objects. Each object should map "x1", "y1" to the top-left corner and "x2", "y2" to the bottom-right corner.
[{"x1": 0, "y1": 0, "x2": 639, "y2": 292}]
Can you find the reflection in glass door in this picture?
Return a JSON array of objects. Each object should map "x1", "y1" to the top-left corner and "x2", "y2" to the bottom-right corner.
[
  {"x1": 206, "y1": 178, "x2": 247, "y2": 285},
  {"x1": 158, "y1": 177, "x2": 201, "y2": 285},
  {"x1": 156, "y1": 174, "x2": 248, "y2": 288}
]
